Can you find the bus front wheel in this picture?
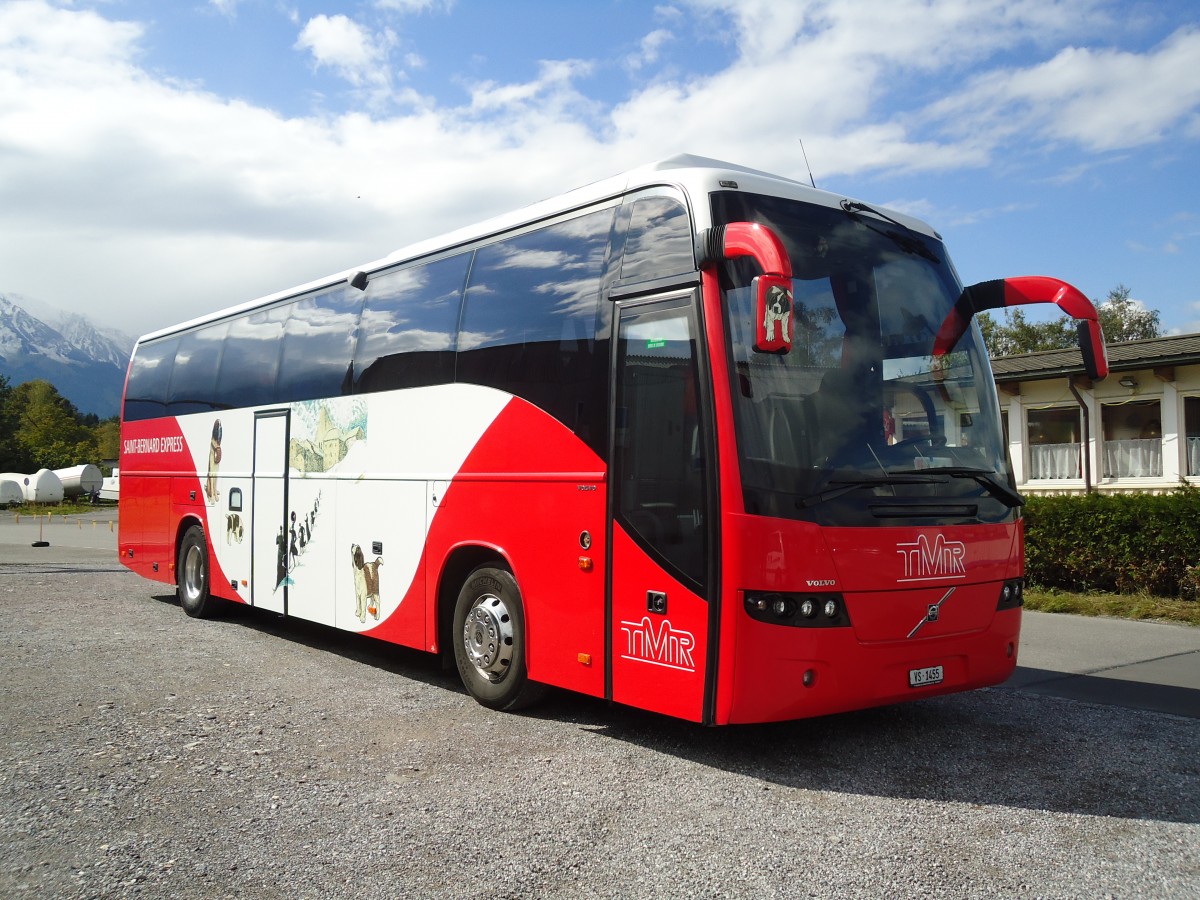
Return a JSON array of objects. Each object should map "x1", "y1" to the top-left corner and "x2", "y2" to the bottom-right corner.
[
  {"x1": 177, "y1": 524, "x2": 216, "y2": 619},
  {"x1": 452, "y1": 566, "x2": 545, "y2": 711}
]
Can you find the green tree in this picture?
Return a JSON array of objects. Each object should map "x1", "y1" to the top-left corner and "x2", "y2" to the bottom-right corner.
[
  {"x1": 9, "y1": 380, "x2": 98, "y2": 470},
  {"x1": 95, "y1": 418, "x2": 121, "y2": 465},
  {"x1": 978, "y1": 284, "x2": 1161, "y2": 356},
  {"x1": 0, "y1": 375, "x2": 28, "y2": 471},
  {"x1": 977, "y1": 307, "x2": 1077, "y2": 356},
  {"x1": 1096, "y1": 283, "x2": 1161, "y2": 343}
]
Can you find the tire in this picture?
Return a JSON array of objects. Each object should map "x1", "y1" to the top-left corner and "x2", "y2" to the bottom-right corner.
[
  {"x1": 177, "y1": 524, "x2": 217, "y2": 619},
  {"x1": 452, "y1": 565, "x2": 546, "y2": 711}
]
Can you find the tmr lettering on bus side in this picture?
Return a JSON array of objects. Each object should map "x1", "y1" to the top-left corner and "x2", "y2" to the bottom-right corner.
[{"x1": 619, "y1": 617, "x2": 696, "y2": 672}]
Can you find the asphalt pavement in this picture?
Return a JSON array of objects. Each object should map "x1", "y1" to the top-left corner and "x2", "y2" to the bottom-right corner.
[{"x1": 2, "y1": 507, "x2": 1197, "y2": 718}]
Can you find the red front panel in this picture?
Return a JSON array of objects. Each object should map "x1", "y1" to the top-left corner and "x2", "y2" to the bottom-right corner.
[{"x1": 716, "y1": 513, "x2": 1023, "y2": 724}]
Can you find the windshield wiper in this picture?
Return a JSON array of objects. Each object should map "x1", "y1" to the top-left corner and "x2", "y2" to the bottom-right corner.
[
  {"x1": 840, "y1": 199, "x2": 941, "y2": 264},
  {"x1": 796, "y1": 473, "x2": 942, "y2": 509},
  {"x1": 797, "y1": 468, "x2": 1024, "y2": 510},
  {"x1": 936, "y1": 467, "x2": 1025, "y2": 508}
]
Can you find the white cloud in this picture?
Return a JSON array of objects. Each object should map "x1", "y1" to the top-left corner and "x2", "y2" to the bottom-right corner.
[
  {"x1": 926, "y1": 26, "x2": 1200, "y2": 153},
  {"x1": 295, "y1": 14, "x2": 394, "y2": 90},
  {"x1": 625, "y1": 28, "x2": 673, "y2": 71},
  {"x1": 209, "y1": 0, "x2": 241, "y2": 17},
  {"x1": 374, "y1": 0, "x2": 453, "y2": 11}
]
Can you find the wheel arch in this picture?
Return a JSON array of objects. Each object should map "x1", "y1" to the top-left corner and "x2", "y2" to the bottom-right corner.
[
  {"x1": 435, "y1": 542, "x2": 514, "y2": 664},
  {"x1": 174, "y1": 513, "x2": 206, "y2": 577}
]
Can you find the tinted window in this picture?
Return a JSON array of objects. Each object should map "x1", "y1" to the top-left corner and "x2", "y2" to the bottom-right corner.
[
  {"x1": 213, "y1": 306, "x2": 287, "y2": 409},
  {"x1": 166, "y1": 323, "x2": 227, "y2": 416},
  {"x1": 614, "y1": 301, "x2": 708, "y2": 591},
  {"x1": 354, "y1": 253, "x2": 469, "y2": 393},
  {"x1": 123, "y1": 336, "x2": 179, "y2": 421},
  {"x1": 278, "y1": 286, "x2": 363, "y2": 402},
  {"x1": 620, "y1": 196, "x2": 694, "y2": 282},
  {"x1": 458, "y1": 207, "x2": 614, "y2": 451}
]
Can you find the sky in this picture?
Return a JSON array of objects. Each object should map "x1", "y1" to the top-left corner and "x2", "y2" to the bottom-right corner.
[{"x1": 1, "y1": 0, "x2": 1199, "y2": 339}]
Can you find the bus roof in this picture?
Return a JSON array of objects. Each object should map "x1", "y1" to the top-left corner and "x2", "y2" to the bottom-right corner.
[{"x1": 135, "y1": 154, "x2": 936, "y2": 344}]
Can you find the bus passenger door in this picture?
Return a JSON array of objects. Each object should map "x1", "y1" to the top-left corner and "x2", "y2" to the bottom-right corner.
[
  {"x1": 251, "y1": 410, "x2": 289, "y2": 615},
  {"x1": 608, "y1": 293, "x2": 714, "y2": 723}
]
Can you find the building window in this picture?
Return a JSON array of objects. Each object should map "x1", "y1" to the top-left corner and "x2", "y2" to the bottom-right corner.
[
  {"x1": 1185, "y1": 397, "x2": 1200, "y2": 476},
  {"x1": 1027, "y1": 407, "x2": 1081, "y2": 479},
  {"x1": 1101, "y1": 399, "x2": 1162, "y2": 478}
]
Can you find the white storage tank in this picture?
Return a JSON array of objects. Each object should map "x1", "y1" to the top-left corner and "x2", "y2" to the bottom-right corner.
[
  {"x1": 54, "y1": 464, "x2": 103, "y2": 498},
  {"x1": 0, "y1": 479, "x2": 22, "y2": 507},
  {"x1": 0, "y1": 474, "x2": 27, "y2": 499},
  {"x1": 0, "y1": 469, "x2": 65, "y2": 504}
]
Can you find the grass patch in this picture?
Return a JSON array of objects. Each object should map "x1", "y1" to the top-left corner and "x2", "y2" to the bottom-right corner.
[{"x1": 1025, "y1": 588, "x2": 1200, "y2": 626}]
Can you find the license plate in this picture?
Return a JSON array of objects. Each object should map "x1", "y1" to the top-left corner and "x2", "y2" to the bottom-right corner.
[{"x1": 909, "y1": 665, "x2": 944, "y2": 688}]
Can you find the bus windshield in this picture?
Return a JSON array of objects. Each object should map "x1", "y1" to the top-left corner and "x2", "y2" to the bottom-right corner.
[{"x1": 714, "y1": 191, "x2": 1013, "y2": 527}]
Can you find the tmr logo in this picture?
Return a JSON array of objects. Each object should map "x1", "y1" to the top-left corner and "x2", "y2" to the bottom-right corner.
[
  {"x1": 897, "y1": 534, "x2": 967, "y2": 583},
  {"x1": 619, "y1": 617, "x2": 696, "y2": 673}
]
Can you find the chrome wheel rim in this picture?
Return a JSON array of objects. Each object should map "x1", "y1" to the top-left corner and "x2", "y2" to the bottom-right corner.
[
  {"x1": 462, "y1": 593, "x2": 514, "y2": 682},
  {"x1": 183, "y1": 543, "x2": 205, "y2": 604}
]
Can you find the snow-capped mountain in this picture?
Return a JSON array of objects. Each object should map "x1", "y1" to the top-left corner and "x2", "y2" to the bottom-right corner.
[{"x1": 0, "y1": 293, "x2": 135, "y2": 417}]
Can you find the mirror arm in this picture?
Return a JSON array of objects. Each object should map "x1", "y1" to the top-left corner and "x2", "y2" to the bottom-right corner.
[
  {"x1": 697, "y1": 223, "x2": 792, "y2": 279},
  {"x1": 935, "y1": 276, "x2": 1108, "y2": 380}
]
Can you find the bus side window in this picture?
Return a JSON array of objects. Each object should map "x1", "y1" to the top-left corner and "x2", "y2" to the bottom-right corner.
[
  {"x1": 619, "y1": 196, "x2": 694, "y2": 283},
  {"x1": 166, "y1": 324, "x2": 227, "y2": 417},
  {"x1": 278, "y1": 286, "x2": 363, "y2": 403},
  {"x1": 213, "y1": 306, "x2": 287, "y2": 410},
  {"x1": 457, "y1": 206, "x2": 613, "y2": 453},
  {"x1": 353, "y1": 253, "x2": 469, "y2": 393},
  {"x1": 124, "y1": 336, "x2": 179, "y2": 422}
]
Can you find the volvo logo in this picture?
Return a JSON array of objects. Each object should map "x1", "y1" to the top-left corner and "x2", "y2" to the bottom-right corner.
[{"x1": 908, "y1": 587, "x2": 955, "y2": 639}]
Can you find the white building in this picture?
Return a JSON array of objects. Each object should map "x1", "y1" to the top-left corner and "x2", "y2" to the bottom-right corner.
[{"x1": 992, "y1": 334, "x2": 1200, "y2": 495}]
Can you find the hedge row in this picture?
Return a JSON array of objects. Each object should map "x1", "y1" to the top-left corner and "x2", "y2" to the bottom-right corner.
[{"x1": 1023, "y1": 489, "x2": 1200, "y2": 599}]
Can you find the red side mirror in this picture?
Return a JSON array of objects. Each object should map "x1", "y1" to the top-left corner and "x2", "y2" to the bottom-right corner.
[{"x1": 934, "y1": 276, "x2": 1109, "y2": 380}]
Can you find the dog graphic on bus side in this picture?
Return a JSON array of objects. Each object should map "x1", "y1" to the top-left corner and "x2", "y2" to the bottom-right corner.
[
  {"x1": 350, "y1": 544, "x2": 384, "y2": 623},
  {"x1": 205, "y1": 419, "x2": 223, "y2": 503}
]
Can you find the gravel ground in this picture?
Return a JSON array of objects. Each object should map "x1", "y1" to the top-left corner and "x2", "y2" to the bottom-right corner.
[{"x1": 1, "y1": 561, "x2": 1197, "y2": 899}]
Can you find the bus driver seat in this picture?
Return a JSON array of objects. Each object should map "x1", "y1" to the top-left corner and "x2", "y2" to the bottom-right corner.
[{"x1": 812, "y1": 366, "x2": 877, "y2": 466}]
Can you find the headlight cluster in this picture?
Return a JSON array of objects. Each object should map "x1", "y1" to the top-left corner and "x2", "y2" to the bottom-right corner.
[
  {"x1": 743, "y1": 591, "x2": 850, "y2": 628},
  {"x1": 995, "y1": 578, "x2": 1025, "y2": 611}
]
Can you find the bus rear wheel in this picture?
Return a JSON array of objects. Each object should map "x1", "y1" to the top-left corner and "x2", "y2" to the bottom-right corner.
[
  {"x1": 177, "y1": 524, "x2": 217, "y2": 619},
  {"x1": 452, "y1": 565, "x2": 545, "y2": 711}
]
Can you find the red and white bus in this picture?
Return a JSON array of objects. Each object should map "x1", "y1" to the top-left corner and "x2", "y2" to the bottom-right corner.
[{"x1": 119, "y1": 155, "x2": 1107, "y2": 724}]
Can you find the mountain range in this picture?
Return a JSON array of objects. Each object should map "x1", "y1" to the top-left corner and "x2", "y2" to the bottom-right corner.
[{"x1": 0, "y1": 293, "x2": 135, "y2": 418}]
